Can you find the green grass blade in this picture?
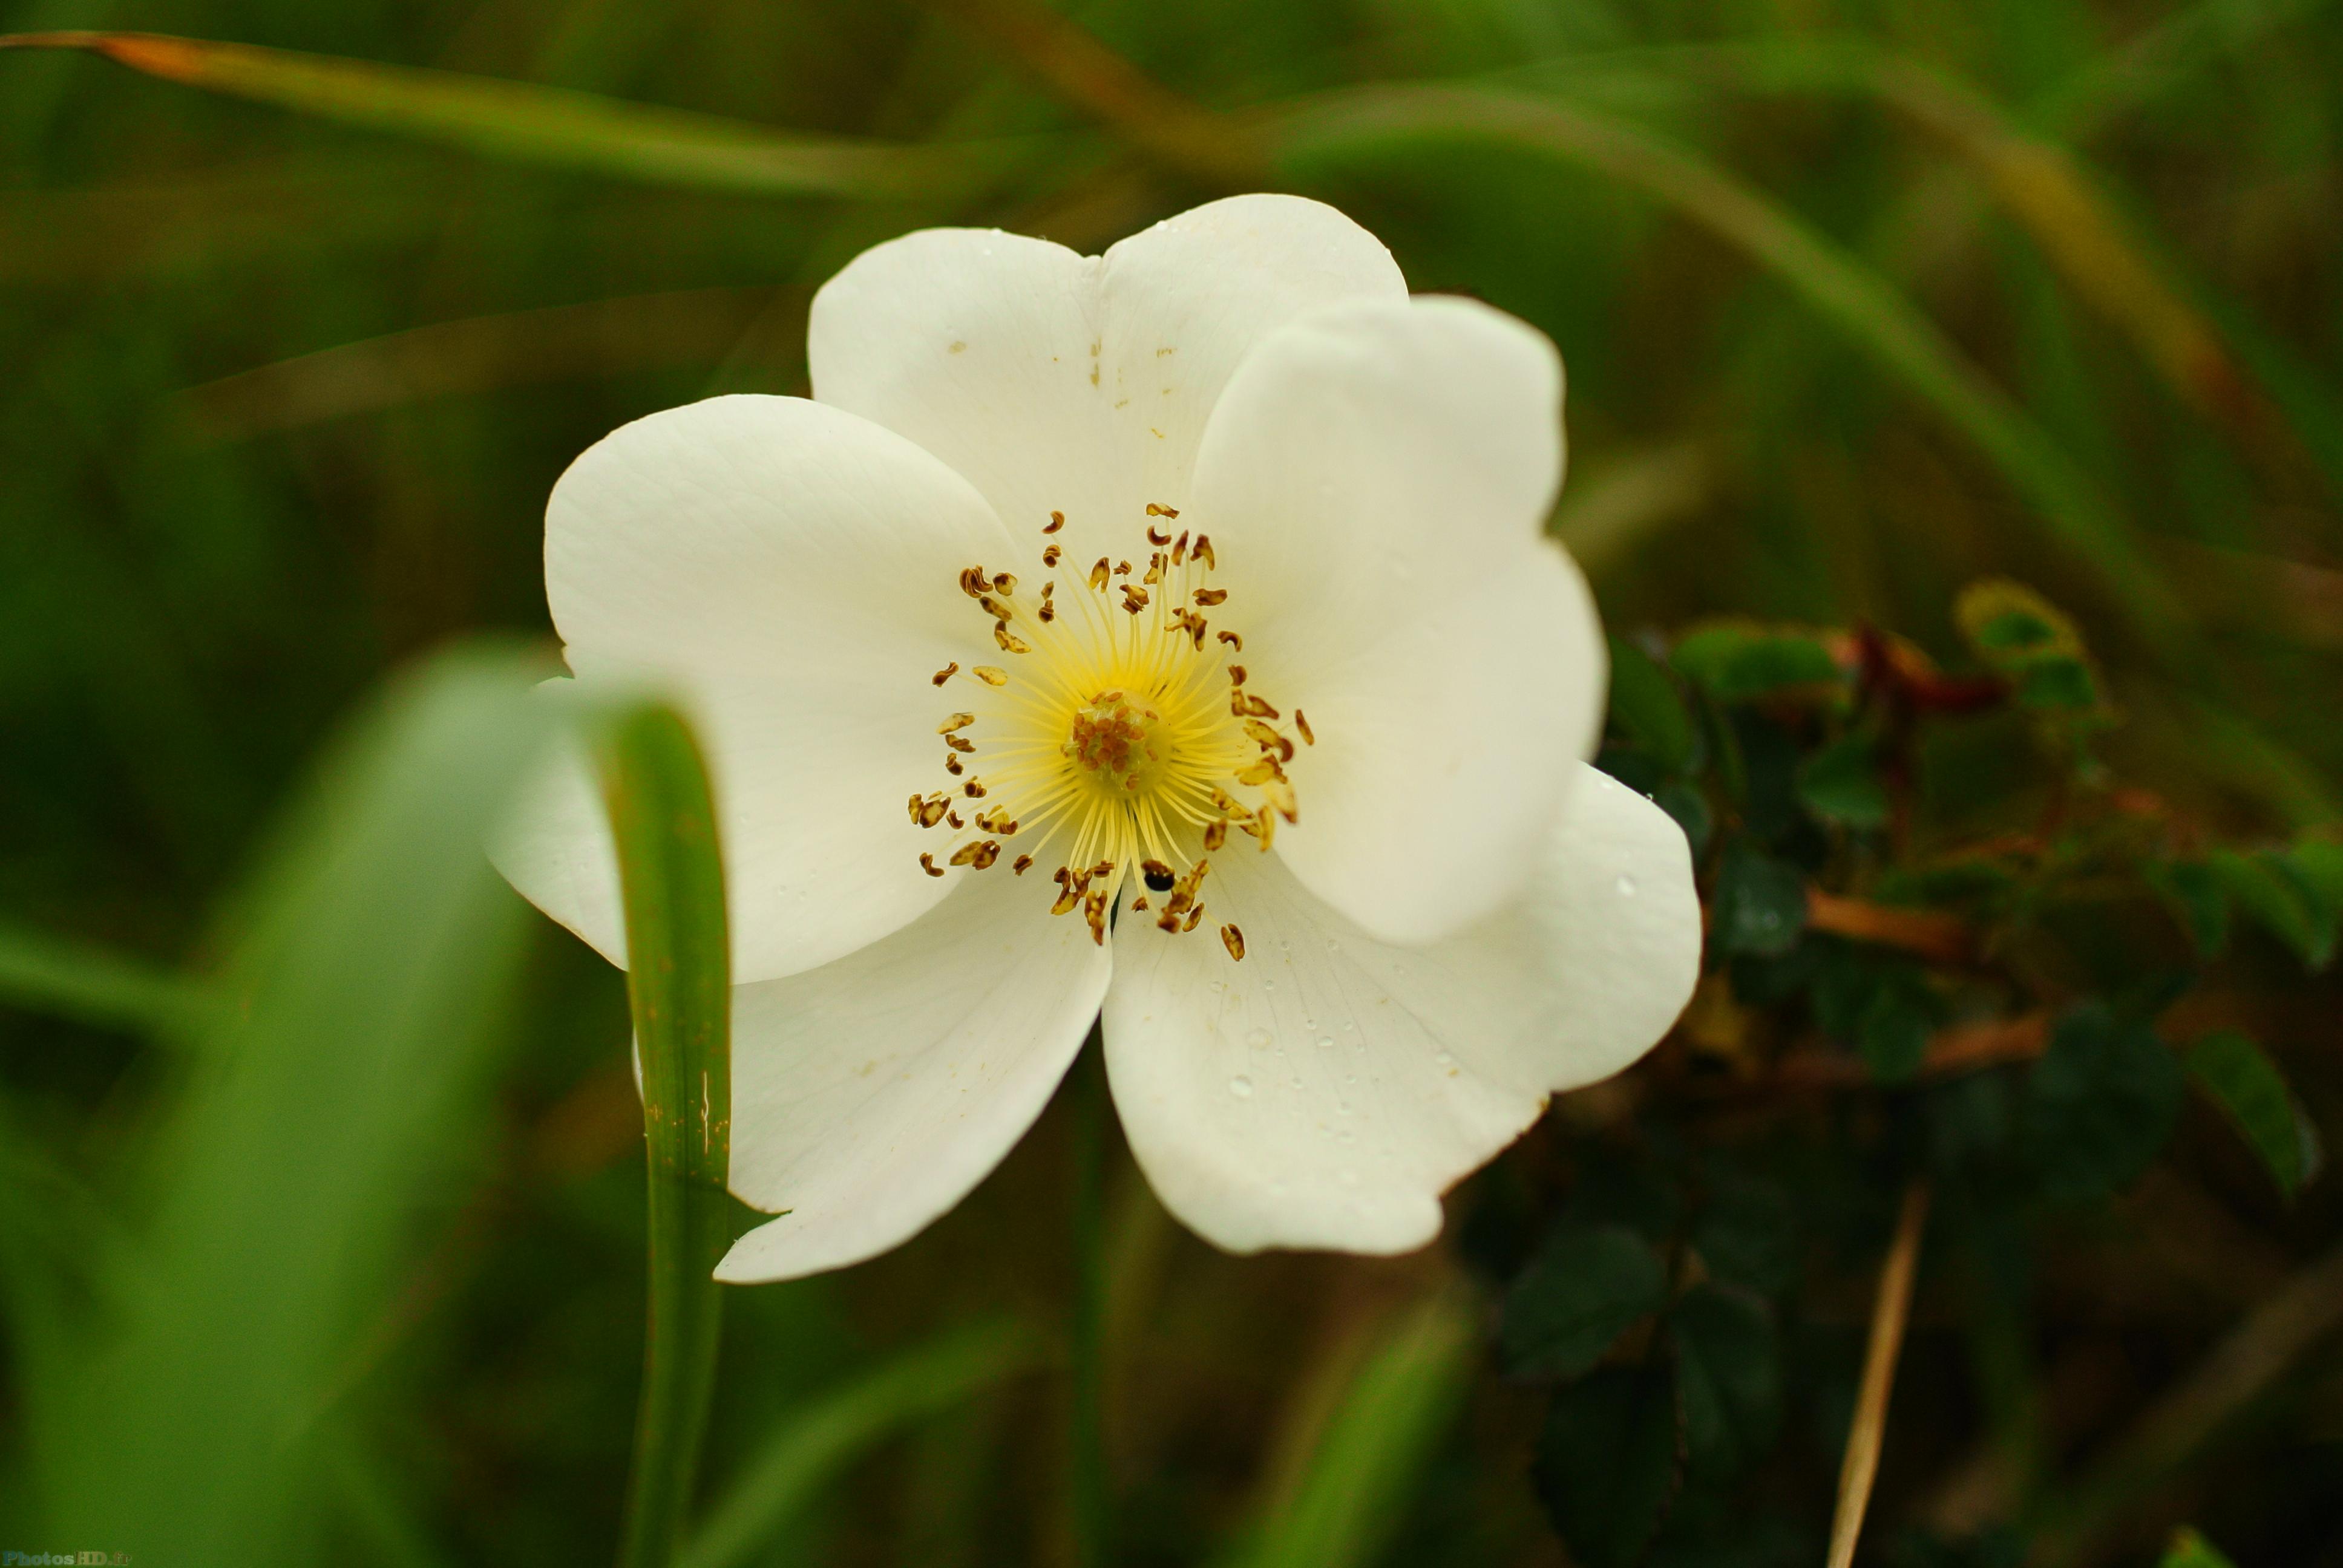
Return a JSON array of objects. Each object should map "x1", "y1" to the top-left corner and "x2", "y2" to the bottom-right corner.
[
  {"x1": 1220, "y1": 1290, "x2": 1476, "y2": 1568},
  {"x1": 33, "y1": 642, "x2": 564, "y2": 1560},
  {"x1": 0, "y1": 31, "x2": 1018, "y2": 198},
  {"x1": 602, "y1": 702, "x2": 733, "y2": 1568},
  {"x1": 0, "y1": 920, "x2": 207, "y2": 1040},
  {"x1": 1269, "y1": 84, "x2": 2189, "y2": 648},
  {"x1": 681, "y1": 1318, "x2": 1038, "y2": 1568}
]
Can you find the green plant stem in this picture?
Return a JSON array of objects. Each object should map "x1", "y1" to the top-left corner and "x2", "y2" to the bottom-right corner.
[
  {"x1": 1070, "y1": 1022, "x2": 1111, "y2": 1568},
  {"x1": 601, "y1": 704, "x2": 733, "y2": 1568}
]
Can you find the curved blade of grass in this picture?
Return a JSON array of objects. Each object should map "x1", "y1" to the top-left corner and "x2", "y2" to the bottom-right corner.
[
  {"x1": 0, "y1": 31, "x2": 1018, "y2": 198},
  {"x1": 0, "y1": 920, "x2": 207, "y2": 1041},
  {"x1": 680, "y1": 1317, "x2": 1038, "y2": 1568},
  {"x1": 1268, "y1": 83, "x2": 2188, "y2": 650},
  {"x1": 1219, "y1": 1290, "x2": 1476, "y2": 1568},
  {"x1": 34, "y1": 642, "x2": 564, "y2": 1560},
  {"x1": 601, "y1": 702, "x2": 733, "y2": 1568}
]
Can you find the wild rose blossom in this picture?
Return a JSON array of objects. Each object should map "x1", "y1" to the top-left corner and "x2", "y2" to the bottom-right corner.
[{"x1": 496, "y1": 195, "x2": 1702, "y2": 1281}]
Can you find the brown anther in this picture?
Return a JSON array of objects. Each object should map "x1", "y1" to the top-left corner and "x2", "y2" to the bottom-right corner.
[
  {"x1": 1132, "y1": 896, "x2": 1149, "y2": 911},
  {"x1": 1140, "y1": 858, "x2": 1175, "y2": 887},
  {"x1": 963, "y1": 779, "x2": 986, "y2": 798},
  {"x1": 1193, "y1": 587, "x2": 1227, "y2": 606},
  {"x1": 980, "y1": 595, "x2": 1013, "y2": 620},
  {"x1": 906, "y1": 792, "x2": 925, "y2": 825},
  {"x1": 1209, "y1": 787, "x2": 1254, "y2": 822},
  {"x1": 1239, "y1": 693, "x2": 1280, "y2": 720},
  {"x1": 1146, "y1": 524, "x2": 1172, "y2": 546},
  {"x1": 994, "y1": 573, "x2": 1017, "y2": 595},
  {"x1": 939, "y1": 713, "x2": 975, "y2": 733},
  {"x1": 1092, "y1": 860, "x2": 1115, "y2": 881},
  {"x1": 948, "y1": 840, "x2": 988, "y2": 867},
  {"x1": 1121, "y1": 586, "x2": 1149, "y2": 615},
  {"x1": 994, "y1": 622, "x2": 1030, "y2": 655},
  {"x1": 1084, "y1": 889, "x2": 1109, "y2": 946},
  {"x1": 1203, "y1": 818, "x2": 1228, "y2": 851},
  {"x1": 1260, "y1": 775, "x2": 1299, "y2": 823},
  {"x1": 959, "y1": 566, "x2": 991, "y2": 599},
  {"x1": 919, "y1": 853, "x2": 945, "y2": 878},
  {"x1": 1043, "y1": 544, "x2": 1061, "y2": 566},
  {"x1": 974, "y1": 667, "x2": 1008, "y2": 686},
  {"x1": 1156, "y1": 906, "x2": 1182, "y2": 932},
  {"x1": 946, "y1": 811, "x2": 965, "y2": 829},
  {"x1": 919, "y1": 796, "x2": 952, "y2": 829},
  {"x1": 945, "y1": 734, "x2": 975, "y2": 754},
  {"x1": 1242, "y1": 718, "x2": 1287, "y2": 754},
  {"x1": 1115, "y1": 560, "x2": 1133, "y2": 576},
  {"x1": 1251, "y1": 809, "x2": 1277, "y2": 851},
  {"x1": 1045, "y1": 510, "x2": 1066, "y2": 534},
  {"x1": 1145, "y1": 502, "x2": 1180, "y2": 518},
  {"x1": 1050, "y1": 868, "x2": 1080, "y2": 916},
  {"x1": 1039, "y1": 603, "x2": 1056, "y2": 623},
  {"x1": 1216, "y1": 631, "x2": 1242, "y2": 652},
  {"x1": 1089, "y1": 559, "x2": 1111, "y2": 591},
  {"x1": 1184, "y1": 906, "x2": 1205, "y2": 932},
  {"x1": 1294, "y1": 709, "x2": 1314, "y2": 746},
  {"x1": 1143, "y1": 555, "x2": 1163, "y2": 586},
  {"x1": 1228, "y1": 664, "x2": 1247, "y2": 685},
  {"x1": 1191, "y1": 535, "x2": 1215, "y2": 569},
  {"x1": 1234, "y1": 756, "x2": 1282, "y2": 786},
  {"x1": 944, "y1": 755, "x2": 965, "y2": 776},
  {"x1": 1013, "y1": 854, "x2": 1034, "y2": 875},
  {"x1": 1221, "y1": 923, "x2": 1246, "y2": 961},
  {"x1": 1172, "y1": 532, "x2": 1190, "y2": 564},
  {"x1": 932, "y1": 662, "x2": 960, "y2": 685}
]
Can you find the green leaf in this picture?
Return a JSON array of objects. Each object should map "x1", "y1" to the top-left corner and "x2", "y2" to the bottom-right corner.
[
  {"x1": 1953, "y1": 580, "x2": 2109, "y2": 724},
  {"x1": 2025, "y1": 1002, "x2": 2186, "y2": 1201},
  {"x1": 1222, "y1": 1293, "x2": 1476, "y2": 1568},
  {"x1": 1501, "y1": 1224, "x2": 1670, "y2": 1382},
  {"x1": 1691, "y1": 1174, "x2": 1799, "y2": 1299},
  {"x1": 1710, "y1": 844, "x2": 1807, "y2": 958},
  {"x1": 2209, "y1": 848, "x2": 2338, "y2": 969},
  {"x1": 2159, "y1": 1527, "x2": 2241, "y2": 1568},
  {"x1": 1608, "y1": 635, "x2": 1699, "y2": 773},
  {"x1": 1653, "y1": 781, "x2": 1715, "y2": 857},
  {"x1": 1670, "y1": 623, "x2": 1843, "y2": 704},
  {"x1": 0, "y1": 32, "x2": 1013, "y2": 198},
  {"x1": 0, "y1": 921, "x2": 209, "y2": 1042},
  {"x1": 2186, "y1": 1031, "x2": 2310, "y2": 1198},
  {"x1": 1671, "y1": 1285, "x2": 1781, "y2": 1482},
  {"x1": 1532, "y1": 1364, "x2": 1679, "y2": 1568},
  {"x1": 1795, "y1": 734, "x2": 1890, "y2": 828},
  {"x1": 36, "y1": 644, "x2": 562, "y2": 1560},
  {"x1": 2144, "y1": 860, "x2": 2230, "y2": 959},
  {"x1": 683, "y1": 1319, "x2": 1038, "y2": 1568}
]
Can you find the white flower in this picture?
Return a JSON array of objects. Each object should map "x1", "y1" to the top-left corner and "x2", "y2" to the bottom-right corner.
[{"x1": 496, "y1": 195, "x2": 1701, "y2": 1282}]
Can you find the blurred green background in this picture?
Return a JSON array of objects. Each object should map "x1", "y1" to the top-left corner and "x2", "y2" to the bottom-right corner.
[{"x1": 1, "y1": 0, "x2": 2339, "y2": 1563}]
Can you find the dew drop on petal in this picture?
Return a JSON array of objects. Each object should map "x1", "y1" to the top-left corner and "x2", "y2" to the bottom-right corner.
[
  {"x1": 1315, "y1": 1035, "x2": 1335, "y2": 1050},
  {"x1": 1228, "y1": 1075, "x2": 1254, "y2": 1099},
  {"x1": 1288, "y1": 1076, "x2": 1303, "y2": 1089},
  {"x1": 1245, "y1": 1027, "x2": 1273, "y2": 1050}
]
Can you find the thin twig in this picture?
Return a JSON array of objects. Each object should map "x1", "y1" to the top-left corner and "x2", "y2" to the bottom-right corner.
[{"x1": 1829, "y1": 1182, "x2": 1932, "y2": 1568}]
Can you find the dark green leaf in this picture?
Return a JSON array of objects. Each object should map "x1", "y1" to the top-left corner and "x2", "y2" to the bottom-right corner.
[
  {"x1": 1533, "y1": 1364, "x2": 1679, "y2": 1568},
  {"x1": 1608, "y1": 636, "x2": 1699, "y2": 774},
  {"x1": 2185, "y1": 1031, "x2": 2309, "y2": 1197},
  {"x1": 2158, "y1": 1527, "x2": 2240, "y2": 1568},
  {"x1": 2209, "y1": 849, "x2": 2337, "y2": 969},
  {"x1": 1711, "y1": 844, "x2": 1806, "y2": 958},
  {"x1": 1653, "y1": 781, "x2": 1715, "y2": 856},
  {"x1": 1691, "y1": 1175, "x2": 1798, "y2": 1299},
  {"x1": 2025, "y1": 1003, "x2": 2185, "y2": 1201},
  {"x1": 2143, "y1": 860, "x2": 2229, "y2": 959},
  {"x1": 1501, "y1": 1224, "x2": 1670, "y2": 1382},
  {"x1": 1670, "y1": 624, "x2": 1843, "y2": 704},
  {"x1": 1670, "y1": 1285, "x2": 1780, "y2": 1481},
  {"x1": 1795, "y1": 734, "x2": 1890, "y2": 829}
]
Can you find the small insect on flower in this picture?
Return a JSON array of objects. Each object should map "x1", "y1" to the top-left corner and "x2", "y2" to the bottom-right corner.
[{"x1": 496, "y1": 195, "x2": 1702, "y2": 1285}]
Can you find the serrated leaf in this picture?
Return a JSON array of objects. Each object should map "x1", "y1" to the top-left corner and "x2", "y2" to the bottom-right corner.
[
  {"x1": 1533, "y1": 1364, "x2": 1679, "y2": 1568},
  {"x1": 1711, "y1": 844, "x2": 1806, "y2": 958},
  {"x1": 1795, "y1": 734, "x2": 1890, "y2": 829},
  {"x1": 1501, "y1": 1225, "x2": 1669, "y2": 1382},
  {"x1": 2209, "y1": 849, "x2": 2338, "y2": 969},
  {"x1": 1609, "y1": 636, "x2": 1699, "y2": 774},
  {"x1": 2025, "y1": 1002, "x2": 2185, "y2": 1201},
  {"x1": 2186, "y1": 1031, "x2": 2309, "y2": 1197},
  {"x1": 1671, "y1": 1286, "x2": 1780, "y2": 1482},
  {"x1": 1671, "y1": 624, "x2": 1843, "y2": 704},
  {"x1": 2144, "y1": 860, "x2": 2229, "y2": 959},
  {"x1": 1953, "y1": 580, "x2": 2106, "y2": 722}
]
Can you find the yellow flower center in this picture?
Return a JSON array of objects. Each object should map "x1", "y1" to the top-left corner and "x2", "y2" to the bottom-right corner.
[{"x1": 908, "y1": 506, "x2": 1309, "y2": 956}]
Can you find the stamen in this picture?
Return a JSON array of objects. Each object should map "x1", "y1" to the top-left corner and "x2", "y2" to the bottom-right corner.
[
  {"x1": 933, "y1": 662, "x2": 960, "y2": 685},
  {"x1": 1221, "y1": 924, "x2": 1245, "y2": 961}
]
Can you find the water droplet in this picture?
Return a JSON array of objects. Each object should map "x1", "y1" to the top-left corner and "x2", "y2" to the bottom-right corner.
[
  {"x1": 1434, "y1": 1049, "x2": 1455, "y2": 1067},
  {"x1": 1288, "y1": 1076, "x2": 1304, "y2": 1089},
  {"x1": 1615, "y1": 874, "x2": 1637, "y2": 897},
  {"x1": 1342, "y1": 1073, "x2": 1357, "y2": 1085},
  {"x1": 1245, "y1": 1027, "x2": 1273, "y2": 1050},
  {"x1": 1227, "y1": 1075, "x2": 1254, "y2": 1098},
  {"x1": 1315, "y1": 1035, "x2": 1335, "y2": 1050}
]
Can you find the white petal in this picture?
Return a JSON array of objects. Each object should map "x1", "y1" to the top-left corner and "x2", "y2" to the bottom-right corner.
[
  {"x1": 490, "y1": 702, "x2": 628, "y2": 965},
  {"x1": 526, "y1": 393, "x2": 1015, "y2": 983},
  {"x1": 807, "y1": 195, "x2": 1404, "y2": 572},
  {"x1": 1187, "y1": 295, "x2": 1604, "y2": 944},
  {"x1": 717, "y1": 866, "x2": 1112, "y2": 1284},
  {"x1": 1102, "y1": 765, "x2": 1697, "y2": 1257}
]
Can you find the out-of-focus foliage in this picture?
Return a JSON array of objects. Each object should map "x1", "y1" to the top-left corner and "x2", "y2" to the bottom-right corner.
[{"x1": 1, "y1": 0, "x2": 2339, "y2": 1563}]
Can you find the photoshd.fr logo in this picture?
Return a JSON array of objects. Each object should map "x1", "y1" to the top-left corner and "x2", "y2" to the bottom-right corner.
[{"x1": 2, "y1": 1553, "x2": 129, "y2": 1565}]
